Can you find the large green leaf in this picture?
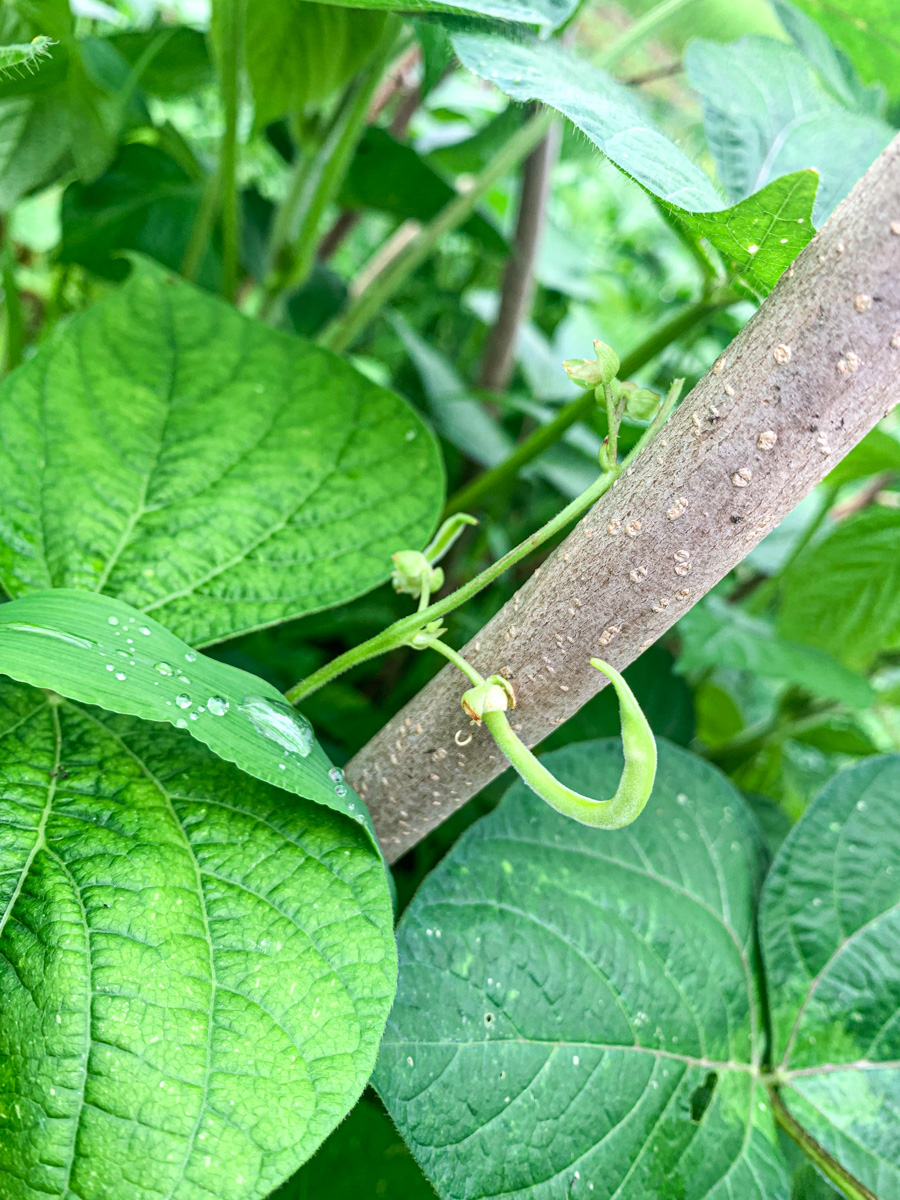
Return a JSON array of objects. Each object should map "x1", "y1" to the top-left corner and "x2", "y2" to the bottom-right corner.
[
  {"x1": 787, "y1": 0, "x2": 900, "y2": 100},
  {"x1": 272, "y1": 1093, "x2": 438, "y2": 1198},
  {"x1": 0, "y1": 259, "x2": 444, "y2": 648},
  {"x1": 0, "y1": 90, "x2": 70, "y2": 207},
  {"x1": 376, "y1": 740, "x2": 788, "y2": 1199},
  {"x1": 247, "y1": 2, "x2": 389, "y2": 125},
  {"x1": 778, "y1": 508, "x2": 900, "y2": 671},
  {"x1": 772, "y1": 0, "x2": 886, "y2": 115},
  {"x1": 678, "y1": 597, "x2": 873, "y2": 709},
  {"x1": 0, "y1": 677, "x2": 396, "y2": 1200},
  {"x1": 761, "y1": 755, "x2": 900, "y2": 1197},
  {"x1": 684, "y1": 36, "x2": 894, "y2": 223},
  {"x1": 60, "y1": 143, "x2": 219, "y2": 287},
  {"x1": 0, "y1": 588, "x2": 371, "y2": 834},
  {"x1": 825, "y1": 427, "x2": 900, "y2": 488},
  {"x1": 450, "y1": 29, "x2": 817, "y2": 294}
]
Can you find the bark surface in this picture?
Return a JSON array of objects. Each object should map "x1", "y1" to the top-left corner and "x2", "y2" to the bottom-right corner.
[{"x1": 348, "y1": 134, "x2": 900, "y2": 863}]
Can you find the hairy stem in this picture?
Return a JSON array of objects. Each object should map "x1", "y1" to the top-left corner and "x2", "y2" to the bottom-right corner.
[
  {"x1": 286, "y1": 391, "x2": 681, "y2": 704},
  {"x1": 478, "y1": 115, "x2": 561, "y2": 391},
  {"x1": 316, "y1": 109, "x2": 555, "y2": 354},
  {"x1": 768, "y1": 1088, "x2": 877, "y2": 1200},
  {"x1": 445, "y1": 290, "x2": 732, "y2": 516}
]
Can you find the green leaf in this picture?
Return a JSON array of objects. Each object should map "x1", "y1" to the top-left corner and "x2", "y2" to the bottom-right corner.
[
  {"x1": 678, "y1": 597, "x2": 874, "y2": 709},
  {"x1": 107, "y1": 25, "x2": 213, "y2": 98},
  {"x1": 772, "y1": 0, "x2": 886, "y2": 115},
  {"x1": 0, "y1": 588, "x2": 373, "y2": 834},
  {"x1": 60, "y1": 142, "x2": 219, "y2": 287},
  {"x1": 271, "y1": 1093, "x2": 437, "y2": 1198},
  {"x1": 825, "y1": 427, "x2": 900, "y2": 488},
  {"x1": 306, "y1": 0, "x2": 578, "y2": 32},
  {"x1": 684, "y1": 36, "x2": 894, "y2": 223},
  {"x1": 760, "y1": 755, "x2": 900, "y2": 1197},
  {"x1": 375, "y1": 739, "x2": 789, "y2": 1199},
  {"x1": 778, "y1": 508, "x2": 900, "y2": 671},
  {"x1": 0, "y1": 259, "x2": 444, "y2": 648},
  {"x1": 340, "y1": 126, "x2": 507, "y2": 255},
  {"x1": 0, "y1": 676, "x2": 396, "y2": 1200},
  {"x1": 246, "y1": 2, "x2": 389, "y2": 126},
  {"x1": 450, "y1": 29, "x2": 818, "y2": 294},
  {"x1": 786, "y1": 0, "x2": 900, "y2": 100},
  {"x1": 0, "y1": 90, "x2": 70, "y2": 206}
]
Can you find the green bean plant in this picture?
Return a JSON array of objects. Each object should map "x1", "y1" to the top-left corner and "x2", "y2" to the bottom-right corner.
[{"x1": 0, "y1": 0, "x2": 898, "y2": 1198}]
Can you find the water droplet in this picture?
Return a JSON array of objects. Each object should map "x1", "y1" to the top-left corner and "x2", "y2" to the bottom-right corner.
[
  {"x1": 178, "y1": 675, "x2": 190, "y2": 685},
  {"x1": 175, "y1": 694, "x2": 192, "y2": 710},
  {"x1": 334, "y1": 783, "x2": 348, "y2": 798},
  {"x1": 116, "y1": 649, "x2": 130, "y2": 659},
  {"x1": 115, "y1": 672, "x2": 126, "y2": 681},
  {"x1": 207, "y1": 696, "x2": 229, "y2": 717},
  {"x1": 240, "y1": 695, "x2": 314, "y2": 757},
  {"x1": 154, "y1": 662, "x2": 174, "y2": 676},
  {"x1": 105, "y1": 664, "x2": 114, "y2": 671},
  {"x1": 108, "y1": 616, "x2": 119, "y2": 626},
  {"x1": 329, "y1": 767, "x2": 344, "y2": 783},
  {"x1": 0, "y1": 622, "x2": 95, "y2": 650},
  {"x1": 175, "y1": 717, "x2": 188, "y2": 729},
  {"x1": 189, "y1": 712, "x2": 198, "y2": 721},
  {"x1": 138, "y1": 627, "x2": 151, "y2": 636},
  {"x1": 125, "y1": 638, "x2": 134, "y2": 645},
  {"x1": 185, "y1": 651, "x2": 197, "y2": 663}
]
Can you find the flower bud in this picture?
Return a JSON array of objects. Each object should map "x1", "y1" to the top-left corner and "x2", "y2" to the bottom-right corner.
[
  {"x1": 618, "y1": 380, "x2": 660, "y2": 421},
  {"x1": 391, "y1": 550, "x2": 443, "y2": 598},
  {"x1": 562, "y1": 340, "x2": 620, "y2": 389},
  {"x1": 460, "y1": 675, "x2": 516, "y2": 722}
]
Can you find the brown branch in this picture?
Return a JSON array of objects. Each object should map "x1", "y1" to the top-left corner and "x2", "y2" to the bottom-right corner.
[
  {"x1": 478, "y1": 116, "x2": 562, "y2": 391},
  {"x1": 346, "y1": 134, "x2": 900, "y2": 863}
]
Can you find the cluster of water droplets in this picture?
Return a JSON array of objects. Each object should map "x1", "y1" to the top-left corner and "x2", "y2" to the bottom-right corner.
[{"x1": 3, "y1": 609, "x2": 363, "y2": 817}]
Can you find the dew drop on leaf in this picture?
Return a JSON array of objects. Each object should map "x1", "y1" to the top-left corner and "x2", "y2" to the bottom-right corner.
[
  {"x1": 175, "y1": 694, "x2": 192, "y2": 709},
  {"x1": 115, "y1": 672, "x2": 126, "y2": 681},
  {"x1": 329, "y1": 767, "x2": 344, "y2": 783},
  {"x1": 185, "y1": 651, "x2": 197, "y2": 663},
  {"x1": 207, "y1": 696, "x2": 229, "y2": 717},
  {"x1": 108, "y1": 616, "x2": 119, "y2": 626},
  {"x1": 239, "y1": 696, "x2": 314, "y2": 757},
  {"x1": 334, "y1": 783, "x2": 348, "y2": 798},
  {"x1": 154, "y1": 662, "x2": 174, "y2": 676}
]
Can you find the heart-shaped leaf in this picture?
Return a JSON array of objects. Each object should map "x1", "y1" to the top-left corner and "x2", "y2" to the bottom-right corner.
[
  {"x1": 0, "y1": 588, "x2": 371, "y2": 836},
  {"x1": 450, "y1": 29, "x2": 818, "y2": 293},
  {"x1": 0, "y1": 678, "x2": 396, "y2": 1200},
  {"x1": 761, "y1": 755, "x2": 900, "y2": 1197},
  {"x1": 0, "y1": 258, "x2": 443, "y2": 648},
  {"x1": 375, "y1": 740, "x2": 788, "y2": 1199}
]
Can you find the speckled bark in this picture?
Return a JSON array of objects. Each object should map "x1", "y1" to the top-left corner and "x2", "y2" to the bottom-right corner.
[{"x1": 349, "y1": 134, "x2": 900, "y2": 863}]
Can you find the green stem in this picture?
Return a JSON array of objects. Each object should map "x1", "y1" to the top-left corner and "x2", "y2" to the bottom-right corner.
[
  {"x1": 702, "y1": 701, "x2": 840, "y2": 772},
  {"x1": 600, "y1": 0, "x2": 699, "y2": 68},
  {"x1": 260, "y1": 25, "x2": 398, "y2": 322},
  {"x1": 768, "y1": 1087, "x2": 877, "y2": 1200},
  {"x1": 215, "y1": 0, "x2": 245, "y2": 303},
  {"x1": 425, "y1": 637, "x2": 486, "y2": 687},
  {"x1": 445, "y1": 291, "x2": 730, "y2": 516},
  {"x1": 181, "y1": 168, "x2": 221, "y2": 283},
  {"x1": 286, "y1": 393, "x2": 681, "y2": 705},
  {"x1": 1, "y1": 241, "x2": 24, "y2": 374},
  {"x1": 317, "y1": 109, "x2": 554, "y2": 354}
]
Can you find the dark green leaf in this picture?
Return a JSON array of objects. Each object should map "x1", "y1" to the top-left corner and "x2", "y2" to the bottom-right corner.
[
  {"x1": 107, "y1": 25, "x2": 213, "y2": 98},
  {"x1": 761, "y1": 755, "x2": 900, "y2": 1196},
  {"x1": 60, "y1": 142, "x2": 219, "y2": 287},
  {"x1": 678, "y1": 597, "x2": 874, "y2": 708},
  {"x1": 778, "y1": 508, "x2": 900, "y2": 670},
  {"x1": 247, "y1": 1, "x2": 389, "y2": 126},
  {"x1": 376, "y1": 740, "x2": 788, "y2": 1199},
  {"x1": 684, "y1": 36, "x2": 894, "y2": 222},
  {"x1": 272, "y1": 1093, "x2": 437, "y2": 1198},
  {"x1": 0, "y1": 91, "x2": 71, "y2": 206},
  {"x1": 307, "y1": 0, "x2": 578, "y2": 32},
  {"x1": 0, "y1": 588, "x2": 372, "y2": 834},
  {"x1": 0, "y1": 677, "x2": 396, "y2": 1200},
  {"x1": 0, "y1": 259, "x2": 444, "y2": 648},
  {"x1": 340, "y1": 127, "x2": 507, "y2": 255},
  {"x1": 450, "y1": 29, "x2": 818, "y2": 293}
]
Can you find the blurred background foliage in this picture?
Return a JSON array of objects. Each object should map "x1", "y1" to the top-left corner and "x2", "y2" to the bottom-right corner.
[{"x1": 2, "y1": 1, "x2": 899, "y2": 1192}]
